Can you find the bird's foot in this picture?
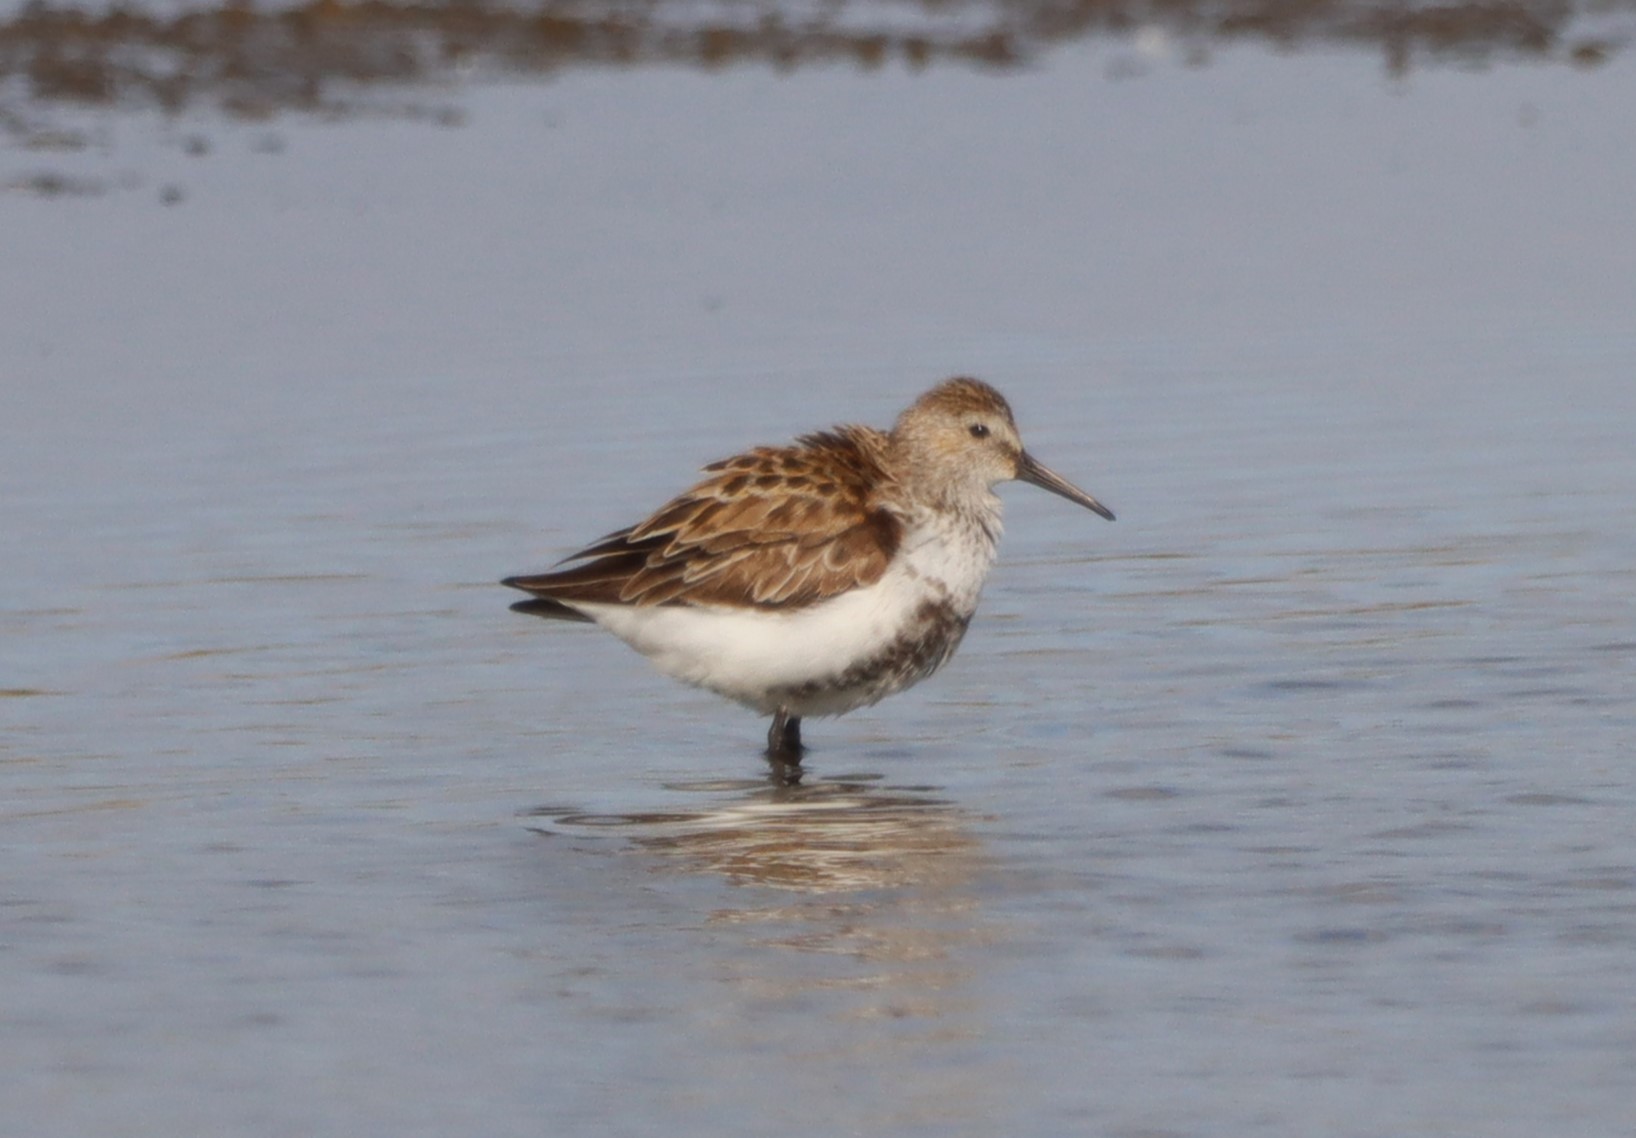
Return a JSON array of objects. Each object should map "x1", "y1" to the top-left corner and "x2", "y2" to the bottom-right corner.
[{"x1": 765, "y1": 753, "x2": 804, "y2": 786}]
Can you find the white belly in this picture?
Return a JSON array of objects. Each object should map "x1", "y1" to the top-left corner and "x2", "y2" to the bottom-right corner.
[{"x1": 572, "y1": 514, "x2": 998, "y2": 716}]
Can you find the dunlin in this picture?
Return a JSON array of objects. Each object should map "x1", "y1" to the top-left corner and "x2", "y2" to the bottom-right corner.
[{"x1": 504, "y1": 377, "x2": 1113, "y2": 763}]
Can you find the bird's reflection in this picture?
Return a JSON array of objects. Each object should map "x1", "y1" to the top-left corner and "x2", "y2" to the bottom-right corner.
[
  {"x1": 528, "y1": 764, "x2": 999, "y2": 1122},
  {"x1": 531, "y1": 762, "x2": 990, "y2": 982},
  {"x1": 540, "y1": 768, "x2": 981, "y2": 901}
]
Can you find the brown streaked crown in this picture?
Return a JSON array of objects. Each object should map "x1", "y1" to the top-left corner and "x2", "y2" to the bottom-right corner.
[{"x1": 894, "y1": 377, "x2": 1017, "y2": 433}]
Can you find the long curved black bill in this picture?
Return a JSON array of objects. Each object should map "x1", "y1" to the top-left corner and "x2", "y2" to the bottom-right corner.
[{"x1": 1017, "y1": 451, "x2": 1115, "y2": 521}]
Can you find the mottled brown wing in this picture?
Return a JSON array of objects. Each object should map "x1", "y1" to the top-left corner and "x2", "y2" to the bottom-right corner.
[{"x1": 503, "y1": 427, "x2": 903, "y2": 611}]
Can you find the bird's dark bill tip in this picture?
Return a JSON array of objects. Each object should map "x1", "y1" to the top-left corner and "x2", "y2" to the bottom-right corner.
[{"x1": 1016, "y1": 451, "x2": 1115, "y2": 521}]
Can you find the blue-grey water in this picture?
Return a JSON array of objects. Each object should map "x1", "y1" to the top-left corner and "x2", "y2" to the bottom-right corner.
[{"x1": 4, "y1": 33, "x2": 1636, "y2": 1138}]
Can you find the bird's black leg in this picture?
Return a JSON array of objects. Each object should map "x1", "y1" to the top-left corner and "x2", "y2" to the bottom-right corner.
[
  {"x1": 766, "y1": 708, "x2": 804, "y2": 762},
  {"x1": 765, "y1": 709, "x2": 804, "y2": 785}
]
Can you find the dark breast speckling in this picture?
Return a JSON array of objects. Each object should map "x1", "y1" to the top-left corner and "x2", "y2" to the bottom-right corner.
[{"x1": 771, "y1": 598, "x2": 973, "y2": 713}]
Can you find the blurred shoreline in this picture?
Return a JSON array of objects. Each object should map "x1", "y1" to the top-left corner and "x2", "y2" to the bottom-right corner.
[{"x1": 2, "y1": 0, "x2": 1628, "y2": 144}]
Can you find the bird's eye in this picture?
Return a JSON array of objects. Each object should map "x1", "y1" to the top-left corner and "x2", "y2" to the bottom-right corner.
[{"x1": 968, "y1": 423, "x2": 990, "y2": 439}]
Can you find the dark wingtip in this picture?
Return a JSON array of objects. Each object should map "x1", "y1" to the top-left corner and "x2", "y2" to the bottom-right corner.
[{"x1": 508, "y1": 598, "x2": 595, "y2": 624}]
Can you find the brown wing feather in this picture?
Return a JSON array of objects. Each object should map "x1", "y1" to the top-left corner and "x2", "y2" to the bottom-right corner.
[{"x1": 503, "y1": 427, "x2": 904, "y2": 611}]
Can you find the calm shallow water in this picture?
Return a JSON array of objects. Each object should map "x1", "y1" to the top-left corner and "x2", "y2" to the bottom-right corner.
[{"x1": 4, "y1": 33, "x2": 1636, "y2": 1138}]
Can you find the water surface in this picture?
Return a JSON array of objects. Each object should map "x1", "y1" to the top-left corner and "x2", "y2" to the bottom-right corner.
[{"x1": 4, "y1": 27, "x2": 1636, "y2": 1138}]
